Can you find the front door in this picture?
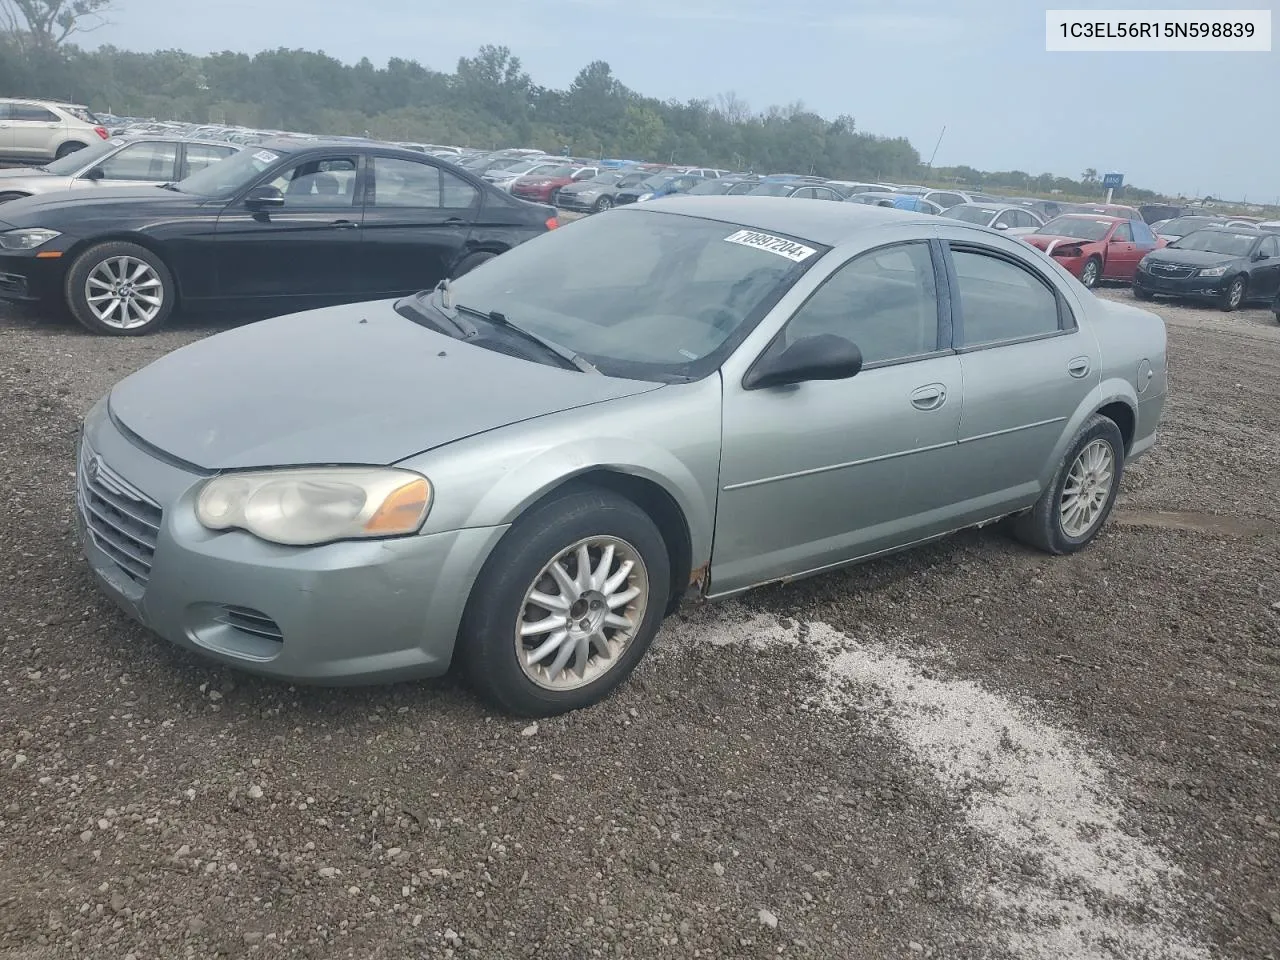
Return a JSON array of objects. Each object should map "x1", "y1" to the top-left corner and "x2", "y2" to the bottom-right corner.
[
  {"x1": 360, "y1": 154, "x2": 478, "y2": 296},
  {"x1": 712, "y1": 239, "x2": 964, "y2": 595},
  {"x1": 1102, "y1": 221, "x2": 1141, "y2": 280},
  {"x1": 940, "y1": 239, "x2": 1100, "y2": 516},
  {"x1": 214, "y1": 152, "x2": 365, "y2": 303},
  {"x1": 1252, "y1": 235, "x2": 1280, "y2": 299}
]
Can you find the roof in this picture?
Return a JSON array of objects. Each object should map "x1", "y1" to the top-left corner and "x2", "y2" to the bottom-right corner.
[{"x1": 623, "y1": 195, "x2": 931, "y2": 246}]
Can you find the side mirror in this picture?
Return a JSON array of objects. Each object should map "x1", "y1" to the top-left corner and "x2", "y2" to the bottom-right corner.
[
  {"x1": 993, "y1": 222, "x2": 1010, "y2": 230},
  {"x1": 1253, "y1": 250, "x2": 1270, "y2": 261},
  {"x1": 743, "y1": 334, "x2": 864, "y2": 390},
  {"x1": 244, "y1": 185, "x2": 285, "y2": 209},
  {"x1": 83, "y1": 166, "x2": 105, "y2": 181}
]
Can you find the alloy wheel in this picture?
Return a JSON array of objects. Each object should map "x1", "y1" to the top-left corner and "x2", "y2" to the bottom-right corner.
[
  {"x1": 1059, "y1": 438, "x2": 1115, "y2": 538},
  {"x1": 84, "y1": 256, "x2": 164, "y2": 330}
]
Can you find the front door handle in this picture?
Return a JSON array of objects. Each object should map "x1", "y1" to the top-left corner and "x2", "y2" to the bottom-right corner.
[
  {"x1": 1068, "y1": 356, "x2": 1091, "y2": 378},
  {"x1": 910, "y1": 383, "x2": 947, "y2": 411},
  {"x1": 330, "y1": 219, "x2": 360, "y2": 229},
  {"x1": 443, "y1": 216, "x2": 466, "y2": 225}
]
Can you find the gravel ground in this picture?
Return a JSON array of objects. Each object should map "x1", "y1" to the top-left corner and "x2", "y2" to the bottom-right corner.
[{"x1": 1, "y1": 285, "x2": 1278, "y2": 960}]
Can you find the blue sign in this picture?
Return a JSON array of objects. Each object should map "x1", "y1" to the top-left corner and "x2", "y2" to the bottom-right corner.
[{"x1": 1102, "y1": 172, "x2": 1124, "y2": 189}]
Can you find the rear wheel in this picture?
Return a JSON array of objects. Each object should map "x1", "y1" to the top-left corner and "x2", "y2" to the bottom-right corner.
[
  {"x1": 458, "y1": 486, "x2": 670, "y2": 717},
  {"x1": 65, "y1": 241, "x2": 175, "y2": 336},
  {"x1": 1012, "y1": 414, "x2": 1125, "y2": 555},
  {"x1": 1221, "y1": 275, "x2": 1246, "y2": 312},
  {"x1": 55, "y1": 141, "x2": 86, "y2": 160},
  {"x1": 1080, "y1": 257, "x2": 1101, "y2": 288}
]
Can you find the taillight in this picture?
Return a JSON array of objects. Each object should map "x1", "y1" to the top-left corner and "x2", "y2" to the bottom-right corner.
[
  {"x1": 93, "y1": 126, "x2": 109, "y2": 139},
  {"x1": 545, "y1": 217, "x2": 559, "y2": 230}
]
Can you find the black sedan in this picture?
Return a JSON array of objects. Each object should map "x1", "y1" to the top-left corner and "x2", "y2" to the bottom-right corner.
[
  {"x1": 1134, "y1": 227, "x2": 1280, "y2": 311},
  {"x1": 0, "y1": 138, "x2": 558, "y2": 335}
]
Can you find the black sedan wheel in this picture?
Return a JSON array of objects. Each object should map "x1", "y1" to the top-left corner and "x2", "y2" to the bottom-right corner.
[
  {"x1": 1221, "y1": 275, "x2": 1246, "y2": 312},
  {"x1": 66, "y1": 241, "x2": 176, "y2": 336},
  {"x1": 458, "y1": 485, "x2": 671, "y2": 717}
]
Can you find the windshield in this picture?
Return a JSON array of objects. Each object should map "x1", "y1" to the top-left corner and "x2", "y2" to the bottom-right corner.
[
  {"x1": 533, "y1": 165, "x2": 577, "y2": 179},
  {"x1": 1038, "y1": 216, "x2": 1113, "y2": 241},
  {"x1": 635, "y1": 173, "x2": 673, "y2": 190},
  {"x1": 582, "y1": 171, "x2": 626, "y2": 186},
  {"x1": 433, "y1": 209, "x2": 827, "y2": 381},
  {"x1": 747, "y1": 182, "x2": 795, "y2": 197},
  {"x1": 501, "y1": 159, "x2": 550, "y2": 175},
  {"x1": 1172, "y1": 230, "x2": 1259, "y2": 256},
  {"x1": 174, "y1": 145, "x2": 285, "y2": 197},
  {"x1": 688, "y1": 179, "x2": 736, "y2": 195},
  {"x1": 1159, "y1": 217, "x2": 1221, "y2": 237},
  {"x1": 943, "y1": 205, "x2": 1000, "y2": 224},
  {"x1": 43, "y1": 137, "x2": 117, "y2": 174}
]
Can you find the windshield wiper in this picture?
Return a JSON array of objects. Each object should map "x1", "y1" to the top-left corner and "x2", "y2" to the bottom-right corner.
[
  {"x1": 395, "y1": 283, "x2": 477, "y2": 338},
  {"x1": 455, "y1": 304, "x2": 598, "y2": 374}
]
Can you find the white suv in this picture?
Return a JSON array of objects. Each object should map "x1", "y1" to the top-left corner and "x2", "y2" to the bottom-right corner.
[{"x1": 0, "y1": 98, "x2": 108, "y2": 163}]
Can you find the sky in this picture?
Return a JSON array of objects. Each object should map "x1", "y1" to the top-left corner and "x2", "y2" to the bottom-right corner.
[{"x1": 83, "y1": 0, "x2": 1277, "y2": 202}]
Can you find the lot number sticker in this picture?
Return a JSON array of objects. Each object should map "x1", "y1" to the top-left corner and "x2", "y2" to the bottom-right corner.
[
  {"x1": 253, "y1": 150, "x2": 281, "y2": 164},
  {"x1": 723, "y1": 229, "x2": 817, "y2": 262}
]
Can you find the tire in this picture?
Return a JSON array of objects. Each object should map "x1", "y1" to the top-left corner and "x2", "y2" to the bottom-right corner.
[
  {"x1": 452, "y1": 251, "x2": 497, "y2": 278},
  {"x1": 593, "y1": 195, "x2": 614, "y2": 213},
  {"x1": 1079, "y1": 257, "x2": 1101, "y2": 289},
  {"x1": 55, "y1": 141, "x2": 86, "y2": 160},
  {"x1": 458, "y1": 485, "x2": 671, "y2": 717},
  {"x1": 1011, "y1": 413, "x2": 1126, "y2": 555},
  {"x1": 0, "y1": 192, "x2": 30, "y2": 204},
  {"x1": 65, "y1": 241, "x2": 176, "y2": 336},
  {"x1": 1220, "y1": 275, "x2": 1246, "y2": 312},
  {"x1": 1132, "y1": 284, "x2": 1153, "y2": 301}
]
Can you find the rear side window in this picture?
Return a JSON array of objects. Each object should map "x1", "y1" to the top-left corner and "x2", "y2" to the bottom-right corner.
[
  {"x1": 67, "y1": 105, "x2": 100, "y2": 124},
  {"x1": 950, "y1": 247, "x2": 1063, "y2": 348},
  {"x1": 12, "y1": 103, "x2": 60, "y2": 122}
]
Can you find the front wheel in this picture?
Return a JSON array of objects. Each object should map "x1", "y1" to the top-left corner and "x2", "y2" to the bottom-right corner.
[
  {"x1": 65, "y1": 241, "x2": 175, "y2": 336},
  {"x1": 1011, "y1": 414, "x2": 1125, "y2": 555},
  {"x1": 1080, "y1": 257, "x2": 1101, "y2": 288},
  {"x1": 1132, "y1": 284, "x2": 1153, "y2": 301},
  {"x1": 458, "y1": 486, "x2": 671, "y2": 717},
  {"x1": 593, "y1": 195, "x2": 613, "y2": 213},
  {"x1": 1221, "y1": 275, "x2": 1246, "y2": 312}
]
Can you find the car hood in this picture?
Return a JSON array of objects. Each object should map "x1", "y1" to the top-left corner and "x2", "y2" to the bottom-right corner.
[
  {"x1": 106, "y1": 301, "x2": 664, "y2": 471},
  {"x1": 0, "y1": 183, "x2": 194, "y2": 220},
  {"x1": 1023, "y1": 234, "x2": 1101, "y2": 251},
  {"x1": 0, "y1": 166, "x2": 53, "y2": 182},
  {"x1": 1143, "y1": 248, "x2": 1239, "y2": 267}
]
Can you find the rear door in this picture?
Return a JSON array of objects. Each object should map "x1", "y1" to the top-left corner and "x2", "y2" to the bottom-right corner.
[
  {"x1": 361, "y1": 153, "x2": 479, "y2": 296},
  {"x1": 9, "y1": 102, "x2": 63, "y2": 159},
  {"x1": 940, "y1": 234, "x2": 1099, "y2": 517}
]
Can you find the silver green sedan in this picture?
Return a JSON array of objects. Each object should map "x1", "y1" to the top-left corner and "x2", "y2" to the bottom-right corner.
[{"x1": 76, "y1": 197, "x2": 1168, "y2": 716}]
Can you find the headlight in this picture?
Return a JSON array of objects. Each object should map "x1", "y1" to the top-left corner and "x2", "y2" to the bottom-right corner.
[
  {"x1": 196, "y1": 467, "x2": 431, "y2": 546},
  {"x1": 637, "y1": 193, "x2": 653, "y2": 201},
  {"x1": 577, "y1": 189, "x2": 599, "y2": 197},
  {"x1": 0, "y1": 228, "x2": 61, "y2": 250},
  {"x1": 1197, "y1": 265, "x2": 1228, "y2": 277}
]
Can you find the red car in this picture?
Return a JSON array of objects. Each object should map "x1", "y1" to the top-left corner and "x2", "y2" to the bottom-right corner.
[
  {"x1": 1021, "y1": 214, "x2": 1165, "y2": 288},
  {"x1": 511, "y1": 163, "x2": 599, "y2": 204}
]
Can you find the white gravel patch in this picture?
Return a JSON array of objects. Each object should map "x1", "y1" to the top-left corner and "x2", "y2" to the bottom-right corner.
[{"x1": 660, "y1": 605, "x2": 1209, "y2": 960}]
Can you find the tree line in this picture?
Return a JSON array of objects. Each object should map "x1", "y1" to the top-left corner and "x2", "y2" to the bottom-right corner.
[{"x1": 0, "y1": 6, "x2": 1163, "y2": 200}]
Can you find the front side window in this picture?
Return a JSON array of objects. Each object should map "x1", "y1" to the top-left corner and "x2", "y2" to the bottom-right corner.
[
  {"x1": 97, "y1": 141, "x2": 178, "y2": 181},
  {"x1": 1112, "y1": 223, "x2": 1133, "y2": 242},
  {"x1": 1260, "y1": 236, "x2": 1280, "y2": 258},
  {"x1": 267, "y1": 156, "x2": 358, "y2": 206},
  {"x1": 782, "y1": 241, "x2": 940, "y2": 365},
  {"x1": 950, "y1": 246, "x2": 1062, "y2": 348},
  {"x1": 1130, "y1": 219, "x2": 1156, "y2": 244}
]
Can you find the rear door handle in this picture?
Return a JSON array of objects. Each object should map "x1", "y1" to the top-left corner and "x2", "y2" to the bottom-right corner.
[
  {"x1": 1068, "y1": 356, "x2": 1091, "y2": 378},
  {"x1": 330, "y1": 219, "x2": 360, "y2": 229},
  {"x1": 910, "y1": 383, "x2": 947, "y2": 411}
]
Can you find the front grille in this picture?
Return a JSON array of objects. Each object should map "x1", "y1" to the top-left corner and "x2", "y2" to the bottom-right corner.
[
  {"x1": 216, "y1": 605, "x2": 283, "y2": 642},
  {"x1": 77, "y1": 442, "x2": 162, "y2": 585},
  {"x1": 1145, "y1": 263, "x2": 1196, "y2": 280}
]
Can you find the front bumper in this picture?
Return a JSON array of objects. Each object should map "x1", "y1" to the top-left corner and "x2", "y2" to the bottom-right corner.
[
  {"x1": 76, "y1": 400, "x2": 508, "y2": 685},
  {"x1": 1132, "y1": 267, "x2": 1228, "y2": 300},
  {"x1": 556, "y1": 193, "x2": 599, "y2": 211},
  {"x1": 0, "y1": 251, "x2": 66, "y2": 304}
]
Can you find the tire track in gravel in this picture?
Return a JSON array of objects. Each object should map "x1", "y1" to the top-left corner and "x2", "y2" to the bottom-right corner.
[{"x1": 655, "y1": 603, "x2": 1212, "y2": 960}]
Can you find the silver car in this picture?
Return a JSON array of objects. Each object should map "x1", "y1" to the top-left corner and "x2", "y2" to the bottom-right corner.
[
  {"x1": 0, "y1": 136, "x2": 240, "y2": 203},
  {"x1": 76, "y1": 198, "x2": 1167, "y2": 716}
]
